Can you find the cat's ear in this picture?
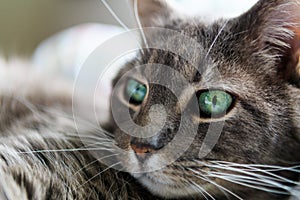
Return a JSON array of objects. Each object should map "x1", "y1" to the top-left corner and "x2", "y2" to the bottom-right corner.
[
  {"x1": 129, "y1": 0, "x2": 174, "y2": 27},
  {"x1": 239, "y1": 0, "x2": 300, "y2": 86}
]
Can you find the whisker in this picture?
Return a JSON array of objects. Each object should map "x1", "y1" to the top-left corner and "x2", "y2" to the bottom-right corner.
[
  {"x1": 12, "y1": 96, "x2": 44, "y2": 119},
  {"x1": 18, "y1": 147, "x2": 115, "y2": 154},
  {"x1": 100, "y1": 0, "x2": 144, "y2": 53},
  {"x1": 20, "y1": 102, "x2": 115, "y2": 140},
  {"x1": 101, "y1": 0, "x2": 130, "y2": 32},
  {"x1": 79, "y1": 139, "x2": 115, "y2": 146},
  {"x1": 197, "y1": 175, "x2": 233, "y2": 200},
  {"x1": 205, "y1": 161, "x2": 292, "y2": 184},
  {"x1": 188, "y1": 168, "x2": 243, "y2": 200},
  {"x1": 73, "y1": 153, "x2": 119, "y2": 175},
  {"x1": 212, "y1": 161, "x2": 300, "y2": 172},
  {"x1": 207, "y1": 174, "x2": 290, "y2": 195},
  {"x1": 42, "y1": 134, "x2": 113, "y2": 143},
  {"x1": 208, "y1": 171, "x2": 292, "y2": 192},
  {"x1": 208, "y1": 161, "x2": 299, "y2": 185},
  {"x1": 84, "y1": 141, "x2": 116, "y2": 148},
  {"x1": 133, "y1": 0, "x2": 149, "y2": 49},
  {"x1": 204, "y1": 19, "x2": 229, "y2": 60},
  {"x1": 189, "y1": 180, "x2": 212, "y2": 200},
  {"x1": 200, "y1": 161, "x2": 295, "y2": 194},
  {"x1": 77, "y1": 161, "x2": 121, "y2": 189}
]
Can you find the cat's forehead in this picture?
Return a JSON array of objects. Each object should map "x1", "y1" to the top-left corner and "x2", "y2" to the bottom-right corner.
[{"x1": 134, "y1": 21, "x2": 243, "y2": 82}]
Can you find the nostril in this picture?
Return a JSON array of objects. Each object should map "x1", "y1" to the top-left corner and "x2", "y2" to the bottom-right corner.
[
  {"x1": 166, "y1": 126, "x2": 177, "y2": 134},
  {"x1": 166, "y1": 128, "x2": 172, "y2": 134}
]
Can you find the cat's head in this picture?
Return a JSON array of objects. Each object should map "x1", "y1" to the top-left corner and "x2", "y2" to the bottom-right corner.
[{"x1": 109, "y1": 0, "x2": 300, "y2": 198}]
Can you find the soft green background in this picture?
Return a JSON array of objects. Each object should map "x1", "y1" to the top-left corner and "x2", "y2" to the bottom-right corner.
[
  {"x1": 0, "y1": 0, "x2": 133, "y2": 57},
  {"x1": 0, "y1": 0, "x2": 258, "y2": 57}
]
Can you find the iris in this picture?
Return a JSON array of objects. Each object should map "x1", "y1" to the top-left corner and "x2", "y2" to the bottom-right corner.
[
  {"x1": 126, "y1": 79, "x2": 147, "y2": 104},
  {"x1": 199, "y1": 90, "x2": 233, "y2": 117}
]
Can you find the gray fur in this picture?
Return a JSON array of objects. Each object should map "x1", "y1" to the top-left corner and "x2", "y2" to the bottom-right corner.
[
  {"x1": 1, "y1": 0, "x2": 300, "y2": 199},
  {"x1": 112, "y1": 0, "x2": 300, "y2": 199},
  {"x1": 0, "y1": 65, "x2": 157, "y2": 200}
]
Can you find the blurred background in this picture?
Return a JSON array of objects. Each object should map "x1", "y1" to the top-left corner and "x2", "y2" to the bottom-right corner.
[{"x1": 0, "y1": 0, "x2": 258, "y2": 57}]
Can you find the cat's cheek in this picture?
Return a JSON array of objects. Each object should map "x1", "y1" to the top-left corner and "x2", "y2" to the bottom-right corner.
[
  {"x1": 288, "y1": 86, "x2": 300, "y2": 141},
  {"x1": 114, "y1": 129, "x2": 131, "y2": 150},
  {"x1": 125, "y1": 152, "x2": 142, "y2": 174},
  {"x1": 117, "y1": 149, "x2": 142, "y2": 174},
  {"x1": 114, "y1": 132, "x2": 142, "y2": 173}
]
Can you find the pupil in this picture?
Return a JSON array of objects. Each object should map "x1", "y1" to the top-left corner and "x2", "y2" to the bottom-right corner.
[
  {"x1": 135, "y1": 86, "x2": 141, "y2": 95},
  {"x1": 212, "y1": 95, "x2": 218, "y2": 106}
]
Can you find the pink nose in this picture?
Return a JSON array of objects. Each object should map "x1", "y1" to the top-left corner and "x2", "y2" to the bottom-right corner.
[{"x1": 130, "y1": 143, "x2": 155, "y2": 160}]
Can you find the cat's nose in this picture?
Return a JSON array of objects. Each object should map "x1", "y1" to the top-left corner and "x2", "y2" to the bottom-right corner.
[
  {"x1": 130, "y1": 139, "x2": 162, "y2": 160},
  {"x1": 130, "y1": 143, "x2": 155, "y2": 160}
]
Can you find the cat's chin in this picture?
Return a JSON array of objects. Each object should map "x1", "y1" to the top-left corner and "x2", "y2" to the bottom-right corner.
[
  {"x1": 135, "y1": 173, "x2": 208, "y2": 199},
  {"x1": 119, "y1": 152, "x2": 206, "y2": 198},
  {"x1": 119, "y1": 149, "x2": 220, "y2": 199}
]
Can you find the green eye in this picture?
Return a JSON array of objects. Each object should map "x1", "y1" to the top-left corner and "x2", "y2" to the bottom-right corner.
[
  {"x1": 199, "y1": 90, "x2": 233, "y2": 117},
  {"x1": 125, "y1": 79, "x2": 147, "y2": 104}
]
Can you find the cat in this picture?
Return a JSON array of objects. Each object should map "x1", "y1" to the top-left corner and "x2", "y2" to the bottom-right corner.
[
  {"x1": 109, "y1": 0, "x2": 300, "y2": 199},
  {"x1": 0, "y1": 0, "x2": 300, "y2": 200}
]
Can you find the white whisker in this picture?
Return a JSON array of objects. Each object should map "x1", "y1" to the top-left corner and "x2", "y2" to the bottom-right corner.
[
  {"x1": 100, "y1": 0, "x2": 144, "y2": 52},
  {"x1": 191, "y1": 160, "x2": 300, "y2": 196},
  {"x1": 84, "y1": 141, "x2": 116, "y2": 148},
  {"x1": 101, "y1": 0, "x2": 130, "y2": 32},
  {"x1": 43, "y1": 134, "x2": 113, "y2": 144},
  {"x1": 18, "y1": 147, "x2": 115, "y2": 154},
  {"x1": 133, "y1": 0, "x2": 149, "y2": 49},
  {"x1": 190, "y1": 180, "x2": 213, "y2": 200},
  {"x1": 208, "y1": 174, "x2": 290, "y2": 195},
  {"x1": 188, "y1": 168, "x2": 243, "y2": 200},
  {"x1": 212, "y1": 161, "x2": 300, "y2": 172},
  {"x1": 204, "y1": 20, "x2": 229, "y2": 60},
  {"x1": 73, "y1": 153, "x2": 119, "y2": 175},
  {"x1": 77, "y1": 161, "x2": 121, "y2": 189},
  {"x1": 208, "y1": 161, "x2": 299, "y2": 185},
  {"x1": 208, "y1": 171, "x2": 291, "y2": 191}
]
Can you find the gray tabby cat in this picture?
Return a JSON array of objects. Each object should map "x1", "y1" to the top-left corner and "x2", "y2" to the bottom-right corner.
[{"x1": 0, "y1": 0, "x2": 299, "y2": 199}]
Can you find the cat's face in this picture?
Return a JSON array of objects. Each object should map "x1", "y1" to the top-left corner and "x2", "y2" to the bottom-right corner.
[{"x1": 110, "y1": 0, "x2": 300, "y2": 199}]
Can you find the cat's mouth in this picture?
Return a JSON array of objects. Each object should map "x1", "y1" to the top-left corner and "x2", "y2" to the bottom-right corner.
[
  {"x1": 132, "y1": 172, "x2": 176, "y2": 186},
  {"x1": 119, "y1": 151, "x2": 213, "y2": 199}
]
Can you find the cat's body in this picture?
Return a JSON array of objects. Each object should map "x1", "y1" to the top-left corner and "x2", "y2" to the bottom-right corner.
[
  {"x1": 0, "y1": 63, "x2": 158, "y2": 200},
  {"x1": 1, "y1": 0, "x2": 300, "y2": 199}
]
